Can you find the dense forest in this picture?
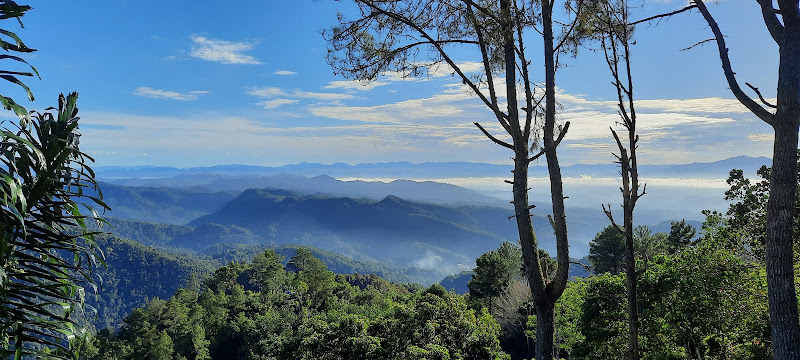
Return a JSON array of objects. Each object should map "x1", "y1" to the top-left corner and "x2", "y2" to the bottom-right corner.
[{"x1": 74, "y1": 162, "x2": 790, "y2": 359}]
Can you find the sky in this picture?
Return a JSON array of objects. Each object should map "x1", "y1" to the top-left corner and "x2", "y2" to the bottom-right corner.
[{"x1": 3, "y1": 0, "x2": 780, "y2": 168}]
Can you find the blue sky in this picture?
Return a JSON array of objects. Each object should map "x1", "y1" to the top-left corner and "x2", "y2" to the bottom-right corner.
[{"x1": 5, "y1": 0, "x2": 779, "y2": 167}]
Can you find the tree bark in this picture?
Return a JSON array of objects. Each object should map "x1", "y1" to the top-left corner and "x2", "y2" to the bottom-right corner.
[
  {"x1": 767, "y1": 32, "x2": 800, "y2": 356},
  {"x1": 535, "y1": 300, "x2": 556, "y2": 360},
  {"x1": 693, "y1": 1, "x2": 800, "y2": 357}
]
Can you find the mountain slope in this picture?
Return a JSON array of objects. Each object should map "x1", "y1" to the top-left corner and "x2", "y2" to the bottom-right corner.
[
  {"x1": 95, "y1": 182, "x2": 238, "y2": 224},
  {"x1": 90, "y1": 235, "x2": 216, "y2": 329},
  {"x1": 188, "y1": 189, "x2": 533, "y2": 271}
]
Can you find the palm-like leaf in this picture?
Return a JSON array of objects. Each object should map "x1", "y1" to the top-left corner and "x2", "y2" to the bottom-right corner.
[{"x1": 1, "y1": 92, "x2": 108, "y2": 360}]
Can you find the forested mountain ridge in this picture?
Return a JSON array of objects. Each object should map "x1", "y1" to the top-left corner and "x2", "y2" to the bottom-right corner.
[
  {"x1": 94, "y1": 182, "x2": 237, "y2": 224},
  {"x1": 188, "y1": 189, "x2": 530, "y2": 271},
  {"x1": 87, "y1": 231, "x2": 454, "y2": 330},
  {"x1": 88, "y1": 235, "x2": 216, "y2": 330}
]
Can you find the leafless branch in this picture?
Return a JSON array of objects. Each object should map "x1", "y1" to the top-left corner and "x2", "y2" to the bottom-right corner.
[
  {"x1": 361, "y1": 2, "x2": 511, "y2": 125},
  {"x1": 746, "y1": 82, "x2": 777, "y2": 109},
  {"x1": 629, "y1": 4, "x2": 698, "y2": 26},
  {"x1": 756, "y1": 0, "x2": 784, "y2": 46},
  {"x1": 679, "y1": 38, "x2": 716, "y2": 51},
  {"x1": 474, "y1": 122, "x2": 514, "y2": 149},
  {"x1": 694, "y1": 0, "x2": 776, "y2": 126},
  {"x1": 528, "y1": 121, "x2": 570, "y2": 162},
  {"x1": 601, "y1": 203, "x2": 625, "y2": 235}
]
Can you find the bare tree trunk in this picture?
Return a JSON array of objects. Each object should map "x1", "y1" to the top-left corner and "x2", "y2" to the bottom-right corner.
[
  {"x1": 767, "y1": 115, "x2": 800, "y2": 359},
  {"x1": 692, "y1": 1, "x2": 800, "y2": 357},
  {"x1": 768, "y1": 12, "x2": 800, "y2": 357},
  {"x1": 599, "y1": 2, "x2": 641, "y2": 357},
  {"x1": 535, "y1": 300, "x2": 556, "y2": 360},
  {"x1": 623, "y1": 201, "x2": 639, "y2": 360}
]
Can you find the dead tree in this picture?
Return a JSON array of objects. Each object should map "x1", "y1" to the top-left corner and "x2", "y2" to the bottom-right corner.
[
  {"x1": 324, "y1": 1, "x2": 583, "y2": 358},
  {"x1": 593, "y1": 1, "x2": 644, "y2": 359}
]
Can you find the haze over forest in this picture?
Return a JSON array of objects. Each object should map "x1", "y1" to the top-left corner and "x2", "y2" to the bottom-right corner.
[{"x1": 1, "y1": 1, "x2": 796, "y2": 360}]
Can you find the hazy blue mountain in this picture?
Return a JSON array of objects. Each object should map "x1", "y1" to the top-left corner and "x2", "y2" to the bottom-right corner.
[
  {"x1": 96, "y1": 161, "x2": 511, "y2": 179},
  {"x1": 96, "y1": 217, "x2": 192, "y2": 248},
  {"x1": 170, "y1": 223, "x2": 265, "y2": 251},
  {"x1": 188, "y1": 189, "x2": 518, "y2": 272},
  {"x1": 97, "y1": 155, "x2": 771, "y2": 181},
  {"x1": 96, "y1": 182, "x2": 238, "y2": 224},
  {"x1": 103, "y1": 174, "x2": 505, "y2": 207},
  {"x1": 440, "y1": 271, "x2": 473, "y2": 294}
]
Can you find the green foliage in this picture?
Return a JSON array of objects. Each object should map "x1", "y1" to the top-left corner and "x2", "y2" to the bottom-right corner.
[
  {"x1": 573, "y1": 274, "x2": 628, "y2": 359},
  {"x1": 249, "y1": 249, "x2": 288, "y2": 294},
  {"x1": 574, "y1": 241, "x2": 770, "y2": 359},
  {"x1": 91, "y1": 252, "x2": 509, "y2": 360},
  {"x1": 633, "y1": 225, "x2": 669, "y2": 262},
  {"x1": 589, "y1": 225, "x2": 671, "y2": 274},
  {"x1": 588, "y1": 225, "x2": 626, "y2": 274},
  {"x1": 713, "y1": 160, "x2": 800, "y2": 262},
  {"x1": 667, "y1": 219, "x2": 697, "y2": 251},
  {"x1": 0, "y1": 1, "x2": 38, "y2": 119},
  {"x1": 1, "y1": 92, "x2": 108, "y2": 359},
  {"x1": 88, "y1": 235, "x2": 216, "y2": 330},
  {"x1": 468, "y1": 241, "x2": 522, "y2": 312}
]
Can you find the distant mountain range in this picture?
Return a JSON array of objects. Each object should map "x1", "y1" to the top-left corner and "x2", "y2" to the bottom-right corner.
[
  {"x1": 94, "y1": 178, "x2": 700, "y2": 265},
  {"x1": 97, "y1": 155, "x2": 771, "y2": 180},
  {"x1": 101, "y1": 174, "x2": 505, "y2": 207}
]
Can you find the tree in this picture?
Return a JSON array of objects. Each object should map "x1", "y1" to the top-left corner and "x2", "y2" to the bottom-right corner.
[
  {"x1": 667, "y1": 219, "x2": 697, "y2": 252},
  {"x1": 685, "y1": 1, "x2": 800, "y2": 356},
  {"x1": 324, "y1": 2, "x2": 584, "y2": 358},
  {"x1": 468, "y1": 241, "x2": 522, "y2": 312},
  {"x1": 589, "y1": 225, "x2": 668, "y2": 274},
  {"x1": 289, "y1": 248, "x2": 335, "y2": 308},
  {"x1": 250, "y1": 249, "x2": 288, "y2": 294},
  {"x1": 588, "y1": 225, "x2": 626, "y2": 275},
  {"x1": 579, "y1": 1, "x2": 646, "y2": 356},
  {"x1": 633, "y1": 225, "x2": 668, "y2": 262}
]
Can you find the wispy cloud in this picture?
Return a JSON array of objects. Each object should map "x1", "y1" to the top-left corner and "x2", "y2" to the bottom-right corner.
[
  {"x1": 325, "y1": 80, "x2": 389, "y2": 91},
  {"x1": 258, "y1": 98, "x2": 299, "y2": 109},
  {"x1": 748, "y1": 133, "x2": 774, "y2": 142},
  {"x1": 190, "y1": 35, "x2": 261, "y2": 64},
  {"x1": 272, "y1": 70, "x2": 297, "y2": 76},
  {"x1": 248, "y1": 87, "x2": 356, "y2": 102},
  {"x1": 133, "y1": 87, "x2": 209, "y2": 101},
  {"x1": 248, "y1": 87, "x2": 286, "y2": 97}
]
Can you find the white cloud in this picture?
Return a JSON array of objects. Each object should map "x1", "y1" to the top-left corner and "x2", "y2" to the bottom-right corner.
[
  {"x1": 324, "y1": 80, "x2": 388, "y2": 91},
  {"x1": 748, "y1": 133, "x2": 774, "y2": 142},
  {"x1": 190, "y1": 35, "x2": 261, "y2": 64},
  {"x1": 133, "y1": 87, "x2": 208, "y2": 101},
  {"x1": 430, "y1": 61, "x2": 485, "y2": 77},
  {"x1": 259, "y1": 99, "x2": 299, "y2": 109},
  {"x1": 248, "y1": 87, "x2": 356, "y2": 101},
  {"x1": 247, "y1": 87, "x2": 286, "y2": 97},
  {"x1": 272, "y1": 70, "x2": 297, "y2": 76},
  {"x1": 310, "y1": 92, "x2": 475, "y2": 124},
  {"x1": 291, "y1": 90, "x2": 355, "y2": 101}
]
